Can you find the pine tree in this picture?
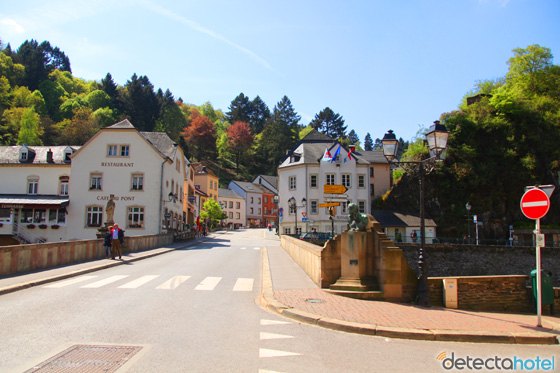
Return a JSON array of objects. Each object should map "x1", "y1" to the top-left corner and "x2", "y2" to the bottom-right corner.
[
  {"x1": 364, "y1": 133, "x2": 373, "y2": 151},
  {"x1": 249, "y1": 95, "x2": 270, "y2": 134},
  {"x1": 226, "y1": 93, "x2": 251, "y2": 124},
  {"x1": 309, "y1": 107, "x2": 346, "y2": 139},
  {"x1": 348, "y1": 129, "x2": 359, "y2": 144}
]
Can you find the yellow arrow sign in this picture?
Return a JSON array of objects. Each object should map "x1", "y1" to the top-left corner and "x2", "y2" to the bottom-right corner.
[
  {"x1": 323, "y1": 184, "x2": 348, "y2": 194},
  {"x1": 318, "y1": 202, "x2": 340, "y2": 208}
]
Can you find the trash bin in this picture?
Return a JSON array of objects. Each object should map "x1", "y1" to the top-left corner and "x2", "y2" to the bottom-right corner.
[{"x1": 530, "y1": 269, "x2": 555, "y2": 315}]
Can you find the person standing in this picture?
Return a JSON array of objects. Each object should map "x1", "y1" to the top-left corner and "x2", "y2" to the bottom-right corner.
[
  {"x1": 104, "y1": 230, "x2": 112, "y2": 259},
  {"x1": 111, "y1": 223, "x2": 124, "y2": 260}
]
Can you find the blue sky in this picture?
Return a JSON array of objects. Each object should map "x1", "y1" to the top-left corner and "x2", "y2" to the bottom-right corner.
[{"x1": 1, "y1": 0, "x2": 559, "y2": 144}]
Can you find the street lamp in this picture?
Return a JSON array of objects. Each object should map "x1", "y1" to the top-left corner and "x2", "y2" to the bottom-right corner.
[
  {"x1": 273, "y1": 195, "x2": 279, "y2": 235},
  {"x1": 288, "y1": 196, "x2": 307, "y2": 236},
  {"x1": 465, "y1": 202, "x2": 471, "y2": 244},
  {"x1": 382, "y1": 120, "x2": 449, "y2": 307}
]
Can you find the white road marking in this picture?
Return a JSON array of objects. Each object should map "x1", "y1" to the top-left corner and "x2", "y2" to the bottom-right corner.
[
  {"x1": 44, "y1": 276, "x2": 98, "y2": 288},
  {"x1": 261, "y1": 319, "x2": 293, "y2": 326},
  {"x1": 259, "y1": 348, "x2": 301, "y2": 358},
  {"x1": 156, "y1": 276, "x2": 191, "y2": 289},
  {"x1": 260, "y1": 332, "x2": 294, "y2": 340},
  {"x1": 254, "y1": 247, "x2": 261, "y2": 250},
  {"x1": 118, "y1": 275, "x2": 160, "y2": 289},
  {"x1": 233, "y1": 278, "x2": 254, "y2": 292},
  {"x1": 81, "y1": 275, "x2": 129, "y2": 288},
  {"x1": 195, "y1": 276, "x2": 222, "y2": 291}
]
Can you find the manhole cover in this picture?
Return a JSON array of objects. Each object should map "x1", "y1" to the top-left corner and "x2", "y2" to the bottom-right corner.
[{"x1": 24, "y1": 344, "x2": 143, "y2": 372}]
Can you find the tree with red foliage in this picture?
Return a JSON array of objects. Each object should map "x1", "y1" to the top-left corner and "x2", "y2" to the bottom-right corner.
[
  {"x1": 227, "y1": 121, "x2": 253, "y2": 172},
  {"x1": 181, "y1": 109, "x2": 217, "y2": 161}
]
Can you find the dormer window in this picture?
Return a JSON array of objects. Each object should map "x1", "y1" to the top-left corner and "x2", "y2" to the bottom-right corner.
[
  {"x1": 64, "y1": 147, "x2": 73, "y2": 163},
  {"x1": 19, "y1": 145, "x2": 29, "y2": 162}
]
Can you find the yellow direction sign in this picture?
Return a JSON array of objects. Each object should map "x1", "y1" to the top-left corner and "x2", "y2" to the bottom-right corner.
[
  {"x1": 323, "y1": 184, "x2": 348, "y2": 194},
  {"x1": 318, "y1": 202, "x2": 340, "y2": 208}
]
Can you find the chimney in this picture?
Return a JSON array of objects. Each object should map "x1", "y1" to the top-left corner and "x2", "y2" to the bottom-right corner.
[{"x1": 47, "y1": 149, "x2": 54, "y2": 163}]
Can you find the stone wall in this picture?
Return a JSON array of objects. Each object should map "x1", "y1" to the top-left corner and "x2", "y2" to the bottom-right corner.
[
  {"x1": 399, "y1": 243, "x2": 560, "y2": 286},
  {"x1": 0, "y1": 233, "x2": 174, "y2": 276}
]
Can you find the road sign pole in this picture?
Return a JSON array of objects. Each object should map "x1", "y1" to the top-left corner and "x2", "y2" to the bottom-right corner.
[{"x1": 536, "y1": 218, "x2": 542, "y2": 327}]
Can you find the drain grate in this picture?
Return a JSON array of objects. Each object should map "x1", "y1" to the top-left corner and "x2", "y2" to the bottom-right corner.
[{"x1": 24, "y1": 344, "x2": 143, "y2": 372}]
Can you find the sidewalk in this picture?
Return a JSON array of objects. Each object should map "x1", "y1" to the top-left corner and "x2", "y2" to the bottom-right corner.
[
  {"x1": 260, "y1": 230, "x2": 560, "y2": 345},
  {"x1": 0, "y1": 235, "x2": 208, "y2": 296}
]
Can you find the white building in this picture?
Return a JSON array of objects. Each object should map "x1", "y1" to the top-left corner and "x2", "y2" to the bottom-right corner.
[
  {"x1": 66, "y1": 120, "x2": 187, "y2": 240},
  {"x1": 218, "y1": 188, "x2": 246, "y2": 229},
  {"x1": 0, "y1": 119, "x2": 188, "y2": 243},
  {"x1": 0, "y1": 145, "x2": 79, "y2": 244},
  {"x1": 277, "y1": 130, "x2": 391, "y2": 235}
]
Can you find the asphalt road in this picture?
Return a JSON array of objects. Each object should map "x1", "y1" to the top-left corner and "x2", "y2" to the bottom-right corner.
[{"x1": 1, "y1": 229, "x2": 558, "y2": 372}]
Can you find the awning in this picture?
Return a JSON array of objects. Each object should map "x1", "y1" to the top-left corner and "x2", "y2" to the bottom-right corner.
[{"x1": 0, "y1": 195, "x2": 70, "y2": 209}]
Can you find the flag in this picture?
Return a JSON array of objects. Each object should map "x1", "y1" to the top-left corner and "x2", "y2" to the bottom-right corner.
[
  {"x1": 330, "y1": 146, "x2": 341, "y2": 163},
  {"x1": 321, "y1": 147, "x2": 332, "y2": 162},
  {"x1": 348, "y1": 145, "x2": 355, "y2": 160}
]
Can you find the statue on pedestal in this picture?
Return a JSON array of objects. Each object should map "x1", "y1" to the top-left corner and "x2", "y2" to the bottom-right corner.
[
  {"x1": 106, "y1": 194, "x2": 116, "y2": 224},
  {"x1": 348, "y1": 203, "x2": 371, "y2": 231}
]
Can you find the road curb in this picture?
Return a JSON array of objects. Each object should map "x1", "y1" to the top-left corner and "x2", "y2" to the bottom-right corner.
[{"x1": 260, "y1": 246, "x2": 560, "y2": 345}]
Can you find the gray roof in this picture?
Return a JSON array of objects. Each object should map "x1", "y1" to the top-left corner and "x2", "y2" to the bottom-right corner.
[
  {"x1": 301, "y1": 129, "x2": 335, "y2": 142},
  {"x1": 255, "y1": 175, "x2": 278, "y2": 189},
  {"x1": 0, "y1": 145, "x2": 80, "y2": 165},
  {"x1": 371, "y1": 210, "x2": 437, "y2": 228},
  {"x1": 107, "y1": 119, "x2": 135, "y2": 129},
  {"x1": 230, "y1": 181, "x2": 272, "y2": 194},
  {"x1": 218, "y1": 188, "x2": 243, "y2": 199},
  {"x1": 354, "y1": 150, "x2": 388, "y2": 164},
  {"x1": 140, "y1": 132, "x2": 179, "y2": 160}
]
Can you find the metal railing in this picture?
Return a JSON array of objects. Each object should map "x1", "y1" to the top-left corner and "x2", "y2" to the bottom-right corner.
[{"x1": 13, "y1": 222, "x2": 47, "y2": 244}]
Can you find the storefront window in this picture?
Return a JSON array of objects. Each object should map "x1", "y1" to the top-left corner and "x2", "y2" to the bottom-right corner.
[
  {"x1": 0, "y1": 208, "x2": 11, "y2": 222},
  {"x1": 21, "y1": 209, "x2": 33, "y2": 223},
  {"x1": 33, "y1": 209, "x2": 46, "y2": 223}
]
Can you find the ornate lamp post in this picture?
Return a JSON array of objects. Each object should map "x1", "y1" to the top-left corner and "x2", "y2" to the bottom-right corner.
[
  {"x1": 382, "y1": 121, "x2": 449, "y2": 307},
  {"x1": 288, "y1": 196, "x2": 307, "y2": 236}
]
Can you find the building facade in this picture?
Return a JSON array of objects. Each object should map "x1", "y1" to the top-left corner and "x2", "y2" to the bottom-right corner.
[
  {"x1": 218, "y1": 188, "x2": 246, "y2": 229},
  {"x1": 277, "y1": 130, "x2": 391, "y2": 235},
  {"x1": 228, "y1": 181, "x2": 272, "y2": 227}
]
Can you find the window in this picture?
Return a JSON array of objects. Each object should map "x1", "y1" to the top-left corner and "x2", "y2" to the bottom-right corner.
[
  {"x1": 236, "y1": 202, "x2": 240, "y2": 209},
  {"x1": 326, "y1": 174, "x2": 335, "y2": 185},
  {"x1": 120, "y1": 145, "x2": 130, "y2": 157},
  {"x1": 210, "y1": 180, "x2": 213, "y2": 190},
  {"x1": 128, "y1": 207, "x2": 144, "y2": 228},
  {"x1": 236, "y1": 212, "x2": 240, "y2": 219},
  {"x1": 370, "y1": 167, "x2": 374, "y2": 177},
  {"x1": 289, "y1": 176, "x2": 296, "y2": 190},
  {"x1": 57, "y1": 209, "x2": 66, "y2": 224},
  {"x1": 21, "y1": 209, "x2": 33, "y2": 223},
  {"x1": 258, "y1": 197, "x2": 261, "y2": 204},
  {"x1": 59, "y1": 177, "x2": 69, "y2": 196},
  {"x1": 87, "y1": 206, "x2": 103, "y2": 227},
  {"x1": 64, "y1": 147, "x2": 73, "y2": 162},
  {"x1": 107, "y1": 145, "x2": 117, "y2": 156},
  {"x1": 250, "y1": 197, "x2": 254, "y2": 203},
  {"x1": 258, "y1": 208, "x2": 261, "y2": 215},
  {"x1": 296, "y1": 227, "x2": 302, "y2": 235},
  {"x1": 358, "y1": 175, "x2": 365, "y2": 188},
  {"x1": 284, "y1": 228, "x2": 291, "y2": 235},
  {"x1": 342, "y1": 174, "x2": 351, "y2": 188},
  {"x1": 250, "y1": 208, "x2": 254, "y2": 214},
  {"x1": 358, "y1": 201, "x2": 366, "y2": 213},
  {"x1": 289, "y1": 204, "x2": 296, "y2": 214},
  {"x1": 229, "y1": 212, "x2": 233, "y2": 219},
  {"x1": 33, "y1": 209, "x2": 46, "y2": 223},
  {"x1": 310, "y1": 200, "x2": 318, "y2": 214},
  {"x1": 0, "y1": 208, "x2": 11, "y2": 222},
  {"x1": 264, "y1": 196, "x2": 268, "y2": 203},
  {"x1": 264, "y1": 207, "x2": 268, "y2": 214},
  {"x1": 370, "y1": 184, "x2": 375, "y2": 196},
  {"x1": 341, "y1": 201, "x2": 348, "y2": 214},
  {"x1": 229, "y1": 201, "x2": 233, "y2": 208},
  {"x1": 27, "y1": 179, "x2": 38, "y2": 194},
  {"x1": 132, "y1": 174, "x2": 144, "y2": 191},
  {"x1": 90, "y1": 173, "x2": 102, "y2": 190},
  {"x1": 20, "y1": 150, "x2": 28, "y2": 162},
  {"x1": 310, "y1": 174, "x2": 317, "y2": 188}
]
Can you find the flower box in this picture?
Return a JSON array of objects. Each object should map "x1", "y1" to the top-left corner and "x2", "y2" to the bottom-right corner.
[
  {"x1": 39, "y1": 224, "x2": 48, "y2": 229},
  {"x1": 52, "y1": 225, "x2": 60, "y2": 229},
  {"x1": 27, "y1": 224, "x2": 36, "y2": 229}
]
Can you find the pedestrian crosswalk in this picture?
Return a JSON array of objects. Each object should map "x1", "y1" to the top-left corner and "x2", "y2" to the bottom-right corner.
[{"x1": 43, "y1": 274, "x2": 256, "y2": 292}]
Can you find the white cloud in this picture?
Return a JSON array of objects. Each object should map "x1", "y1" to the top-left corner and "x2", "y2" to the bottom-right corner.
[
  {"x1": 0, "y1": 18, "x2": 25, "y2": 35},
  {"x1": 140, "y1": 0, "x2": 277, "y2": 73}
]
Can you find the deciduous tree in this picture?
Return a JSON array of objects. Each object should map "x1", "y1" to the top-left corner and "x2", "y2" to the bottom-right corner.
[{"x1": 227, "y1": 121, "x2": 253, "y2": 172}]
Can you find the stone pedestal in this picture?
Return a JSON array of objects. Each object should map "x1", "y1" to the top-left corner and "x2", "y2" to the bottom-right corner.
[
  {"x1": 96, "y1": 221, "x2": 114, "y2": 239},
  {"x1": 330, "y1": 231, "x2": 378, "y2": 292}
]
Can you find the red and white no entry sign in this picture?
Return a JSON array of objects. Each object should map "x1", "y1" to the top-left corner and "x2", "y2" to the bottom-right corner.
[{"x1": 520, "y1": 188, "x2": 550, "y2": 220}]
